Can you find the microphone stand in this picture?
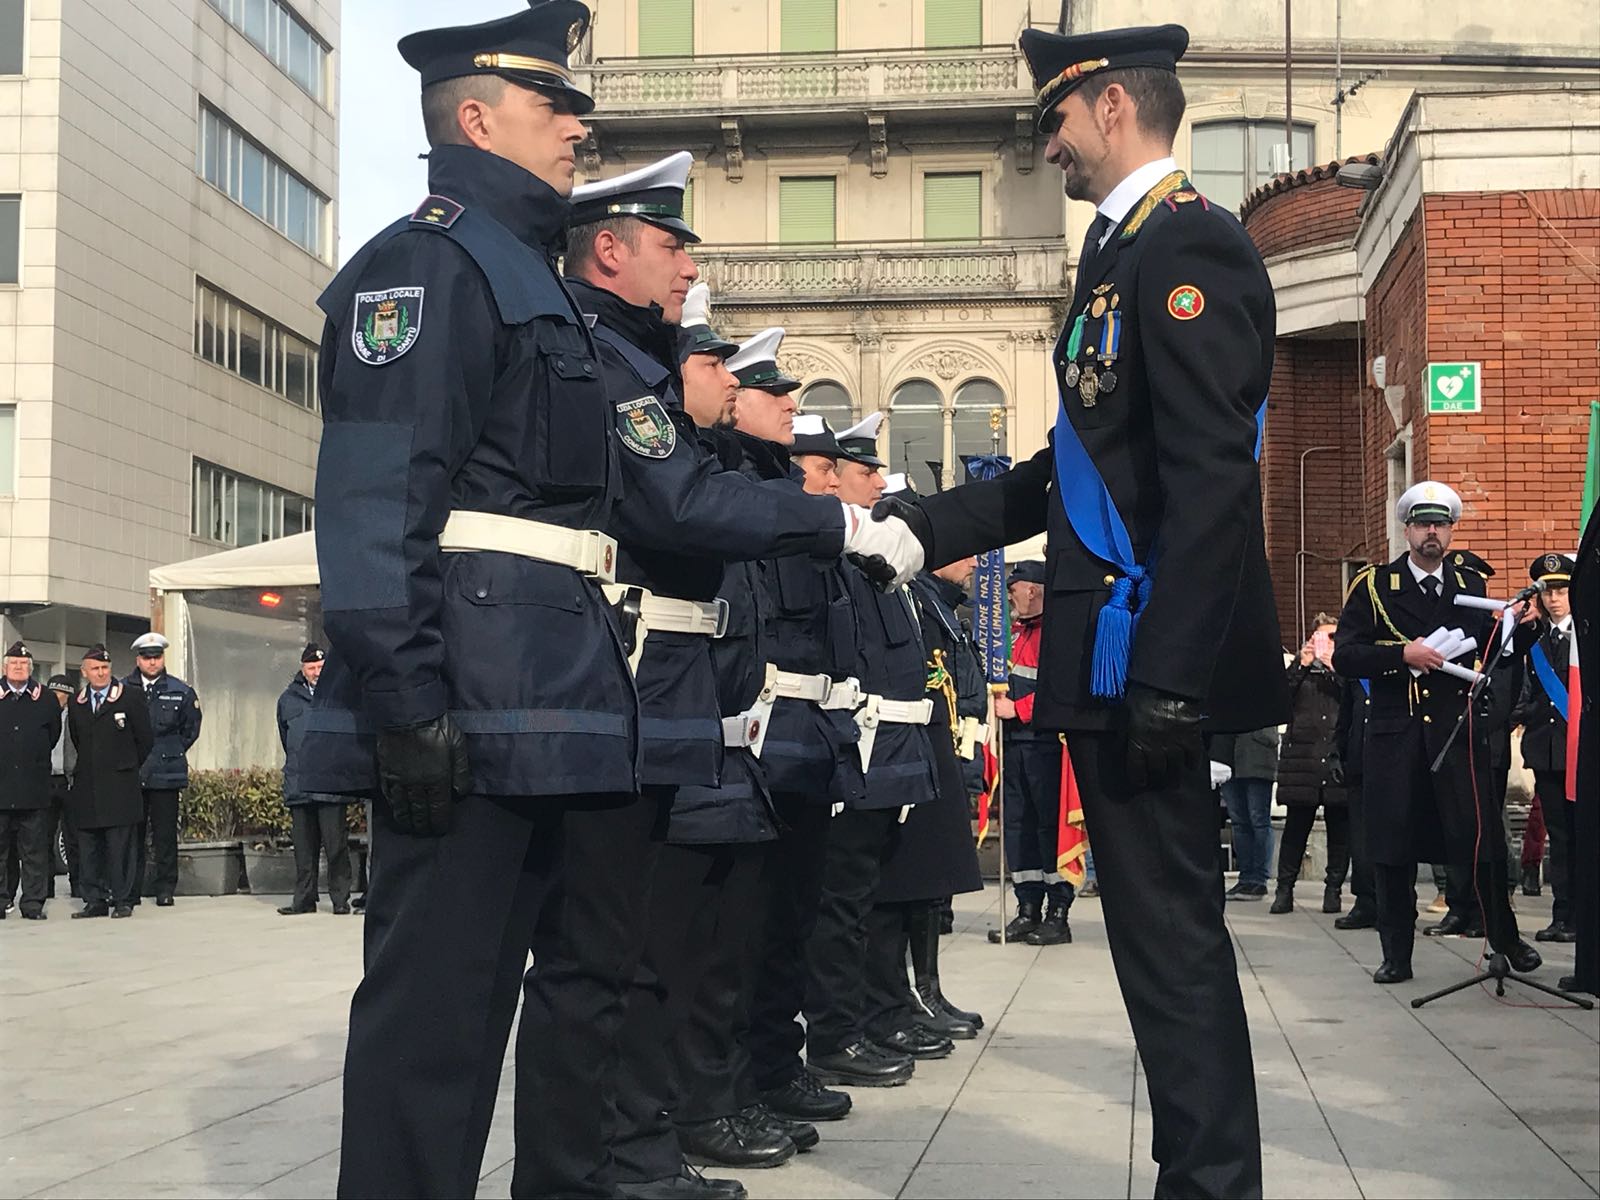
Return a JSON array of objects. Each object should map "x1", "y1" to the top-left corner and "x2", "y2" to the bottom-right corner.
[{"x1": 1413, "y1": 590, "x2": 1593, "y2": 1010}]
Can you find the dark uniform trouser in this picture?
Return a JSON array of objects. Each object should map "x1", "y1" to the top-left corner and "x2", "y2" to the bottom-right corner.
[
  {"x1": 1441, "y1": 762, "x2": 1513, "y2": 923},
  {"x1": 337, "y1": 790, "x2": 664, "y2": 1200},
  {"x1": 290, "y1": 803, "x2": 353, "y2": 910},
  {"x1": 1002, "y1": 735, "x2": 1074, "y2": 910},
  {"x1": 136, "y1": 788, "x2": 181, "y2": 899},
  {"x1": 1067, "y1": 728, "x2": 1261, "y2": 1200},
  {"x1": 862, "y1": 901, "x2": 921, "y2": 1040},
  {"x1": 79, "y1": 824, "x2": 138, "y2": 909},
  {"x1": 803, "y1": 806, "x2": 901, "y2": 1057},
  {"x1": 1534, "y1": 770, "x2": 1575, "y2": 925},
  {"x1": 0, "y1": 808, "x2": 53, "y2": 912},
  {"x1": 745, "y1": 791, "x2": 831, "y2": 1092},
  {"x1": 613, "y1": 841, "x2": 768, "y2": 1182}
]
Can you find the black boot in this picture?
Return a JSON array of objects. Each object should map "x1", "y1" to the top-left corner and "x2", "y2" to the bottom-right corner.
[
  {"x1": 1268, "y1": 885, "x2": 1294, "y2": 915},
  {"x1": 987, "y1": 898, "x2": 1040, "y2": 944},
  {"x1": 1025, "y1": 903, "x2": 1072, "y2": 945},
  {"x1": 1322, "y1": 885, "x2": 1343, "y2": 914},
  {"x1": 1520, "y1": 864, "x2": 1542, "y2": 896},
  {"x1": 1334, "y1": 903, "x2": 1377, "y2": 930},
  {"x1": 908, "y1": 905, "x2": 980, "y2": 1038},
  {"x1": 1373, "y1": 928, "x2": 1414, "y2": 984}
]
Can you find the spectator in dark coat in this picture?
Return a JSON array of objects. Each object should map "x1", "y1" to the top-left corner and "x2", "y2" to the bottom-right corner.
[
  {"x1": 0, "y1": 643, "x2": 63, "y2": 919},
  {"x1": 68, "y1": 645, "x2": 154, "y2": 918},
  {"x1": 276, "y1": 645, "x2": 353, "y2": 915},
  {"x1": 1270, "y1": 617, "x2": 1351, "y2": 915},
  {"x1": 1332, "y1": 667, "x2": 1376, "y2": 929}
]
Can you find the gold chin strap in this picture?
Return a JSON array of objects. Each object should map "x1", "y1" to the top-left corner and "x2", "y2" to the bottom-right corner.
[
  {"x1": 473, "y1": 53, "x2": 573, "y2": 83},
  {"x1": 927, "y1": 649, "x2": 959, "y2": 752}
]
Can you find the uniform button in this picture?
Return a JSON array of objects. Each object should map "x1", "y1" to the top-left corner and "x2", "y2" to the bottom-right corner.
[
  {"x1": 1103, "y1": 575, "x2": 1115, "y2": 585},
  {"x1": 1421, "y1": 688, "x2": 1430, "y2": 698},
  {"x1": 1423, "y1": 715, "x2": 1433, "y2": 723},
  {"x1": 475, "y1": 588, "x2": 488, "y2": 599},
  {"x1": 583, "y1": 363, "x2": 594, "y2": 375}
]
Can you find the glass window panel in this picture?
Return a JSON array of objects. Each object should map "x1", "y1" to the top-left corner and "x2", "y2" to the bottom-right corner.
[
  {"x1": 0, "y1": 406, "x2": 16, "y2": 497},
  {"x1": 889, "y1": 380, "x2": 944, "y2": 495},
  {"x1": 236, "y1": 482, "x2": 263, "y2": 545},
  {"x1": 240, "y1": 143, "x2": 265, "y2": 217},
  {"x1": 242, "y1": 0, "x2": 267, "y2": 44},
  {"x1": 798, "y1": 381, "x2": 853, "y2": 428},
  {"x1": 924, "y1": 0, "x2": 980, "y2": 47},
  {"x1": 228, "y1": 129, "x2": 243, "y2": 197},
  {"x1": 778, "y1": 177, "x2": 836, "y2": 245},
  {"x1": 238, "y1": 310, "x2": 264, "y2": 384},
  {"x1": 286, "y1": 175, "x2": 309, "y2": 248},
  {"x1": 638, "y1": 0, "x2": 693, "y2": 55},
  {"x1": 1, "y1": 0, "x2": 24, "y2": 75},
  {"x1": 225, "y1": 302, "x2": 238, "y2": 371},
  {"x1": 284, "y1": 337, "x2": 309, "y2": 407},
  {"x1": 782, "y1": 0, "x2": 836, "y2": 52},
  {"x1": 1191, "y1": 123, "x2": 1245, "y2": 173},
  {"x1": 1192, "y1": 171, "x2": 1245, "y2": 214},
  {"x1": 0, "y1": 193, "x2": 20, "y2": 285},
  {"x1": 952, "y1": 379, "x2": 1005, "y2": 470},
  {"x1": 201, "y1": 110, "x2": 219, "y2": 184}
]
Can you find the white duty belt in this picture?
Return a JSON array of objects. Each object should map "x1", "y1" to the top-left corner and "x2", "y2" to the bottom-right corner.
[
  {"x1": 440, "y1": 511, "x2": 618, "y2": 583},
  {"x1": 956, "y1": 717, "x2": 988, "y2": 762},
  {"x1": 723, "y1": 666, "x2": 778, "y2": 757},
  {"x1": 851, "y1": 695, "x2": 934, "y2": 773}
]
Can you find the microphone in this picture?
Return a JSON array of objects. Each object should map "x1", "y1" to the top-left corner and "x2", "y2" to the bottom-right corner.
[{"x1": 1509, "y1": 579, "x2": 1547, "y2": 604}]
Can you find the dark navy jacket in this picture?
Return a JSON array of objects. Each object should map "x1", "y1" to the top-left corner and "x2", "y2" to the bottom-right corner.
[
  {"x1": 842, "y1": 565, "x2": 940, "y2": 813},
  {"x1": 567, "y1": 280, "x2": 847, "y2": 790},
  {"x1": 123, "y1": 671, "x2": 201, "y2": 790},
  {"x1": 302, "y1": 146, "x2": 638, "y2": 798},
  {"x1": 276, "y1": 674, "x2": 349, "y2": 807}
]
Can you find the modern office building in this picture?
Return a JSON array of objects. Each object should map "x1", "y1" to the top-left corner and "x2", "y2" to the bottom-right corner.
[{"x1": 0, "y1": 0, "x2": 339, "y2": 680}]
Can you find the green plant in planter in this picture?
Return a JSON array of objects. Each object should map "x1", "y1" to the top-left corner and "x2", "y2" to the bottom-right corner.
[{"x1": 181, "y1": 767, "x2": 291, "y2": 846}]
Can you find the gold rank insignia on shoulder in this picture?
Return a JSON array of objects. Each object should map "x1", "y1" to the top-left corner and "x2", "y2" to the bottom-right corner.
[
  {"x1": 410, "y1": 194, "x2": 464, "y2": 228},
  {"x1": 1454, "y1": 571, "x2": 1466, "y2": 588},
  {"x1": 1172, "y1": 191, "x2": 1199, "y2": 203},
  {"x1": 1389, "y1": 572, "x2": 1402, "y2": 592}
]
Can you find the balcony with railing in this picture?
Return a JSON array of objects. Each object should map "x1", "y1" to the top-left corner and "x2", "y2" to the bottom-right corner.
[
  {"x1": 692, "y1": 238, "x2": 1067, "y2": 304},
  {"x1": 577, "y1": 46, "x2": 1029, "y2": 122}
]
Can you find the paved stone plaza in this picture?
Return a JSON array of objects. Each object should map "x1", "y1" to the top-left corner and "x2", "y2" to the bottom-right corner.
[{"x1": 2, "y1": 884, "x2": 1596, "y2": 1199}]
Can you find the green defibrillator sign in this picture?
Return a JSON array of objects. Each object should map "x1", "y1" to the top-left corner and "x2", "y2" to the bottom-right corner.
[{"x1": 1426, "y1": 362, "x2": 1482, "y2": 414}]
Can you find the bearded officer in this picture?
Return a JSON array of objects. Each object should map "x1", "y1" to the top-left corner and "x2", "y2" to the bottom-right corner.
[
  {"x1": 870, "y1": 23, "x2": 1287, "y2": 1197},
  {"x1": 1332, "y1": 482, "x2": 1542, "y2": 985}
]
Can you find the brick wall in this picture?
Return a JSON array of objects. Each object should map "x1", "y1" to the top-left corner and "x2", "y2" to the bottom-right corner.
[
  {"x1": 1260, "y1": 339, "x2": 1367, "y2": 644},
  {"x1": 1365, "y1": 190, "x2": 1599, "y2": 579},
  {"x1": 1244, "y1": 176, "x2": 1367, "y2": 261}
]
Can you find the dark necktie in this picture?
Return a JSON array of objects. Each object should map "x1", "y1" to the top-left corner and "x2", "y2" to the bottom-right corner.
[
  {"x1": 92, "y1": 691, "x2": 104, "y2": 713},
  {"x1": 1421, "y1": 576, "x2": 1440, "y2": 601},
  {"x1": 1078, "y1": 213, "x2": 1113, "y2": 285}
]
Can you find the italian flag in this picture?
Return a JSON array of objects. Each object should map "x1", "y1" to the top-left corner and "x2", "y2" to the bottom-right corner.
[{"x1": 1056, "y1": 739, "x2": 1089, "y2": 888}]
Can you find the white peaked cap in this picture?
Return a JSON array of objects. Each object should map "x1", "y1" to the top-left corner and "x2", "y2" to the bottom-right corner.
[
  {"x1": 681, "y1": 281, "x2": 712, "y2": 330},
  {"x1": 882, "y1": 472, "x2": 909, "y2": 494},
  {"x1": 131, "y1": 632, "x2": 171, "y2": 652},
  {"x1": 570, "y1": 150, "x2": 694, "y2": 205},
  {"x1": 792, "y1": 413, "x2": 827, "y2": 437},
  {"x1": 836, "y1": 411, "x2": 885, "y2": 443},
  {"x1": 727, "y1": 327, "x2": 786, "y2": 374},
  {"x1": 1395, "y1": 480, "x2": 1463, "y2": 524}
]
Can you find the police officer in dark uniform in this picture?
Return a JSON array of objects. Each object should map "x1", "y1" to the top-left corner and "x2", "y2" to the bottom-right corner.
[
  {"x1": 126, "y1": 632, "x2": 201, "y2": 907},
  {"x1": 871, "y1": 24, "x2": 1287, "y2": 1197},
  {"x1": 805, "y1": 415, "x2": 945, "y2": 1083},
  {"x1": 68, "y1": 645, "x2": 154, "y2": 919},
  {"x1": 1333, "y1": 482, "x2": 1542, "y2": 985},
  {"x1": 298, "y1": 9, "x2": 761, "y2": 1196},
  {"x1": 727, "y1": 361, "x2": 865, "y2": 1126},
  {"x1": 863, "y1": 519, "x2": 987, "y2": 1044},
  {"x1": 1514, "y1": 553, "x2": 1577, "y2": 942},
  {"x1": 0, "y1": 643, "x2": 62, "y2": 920}
]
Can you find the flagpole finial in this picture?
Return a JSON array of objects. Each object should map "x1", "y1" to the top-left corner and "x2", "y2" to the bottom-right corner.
[{"x1": 990, "y1": 406, "x2": 1003, "y2": 453}]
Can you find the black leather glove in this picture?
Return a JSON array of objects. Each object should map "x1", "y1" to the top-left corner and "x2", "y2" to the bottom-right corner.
[
  {"x1": 870, "y1": 495, "x2": 934, "y2": 559},
  {"x1": 846, "y1": 551, "x2": 897, "y2": 590},
  {"x1": 1124, "y1": 683, "x2": 1204, "y2": 793},
  {"x1": 376, "y1": 715, "x2": 472, "y2": 837},
  {"x1": 1327, "y1": 753, "x2": 1346, "y2": 786}
]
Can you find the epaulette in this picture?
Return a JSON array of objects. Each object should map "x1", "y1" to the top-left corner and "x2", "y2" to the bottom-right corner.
[
  {"x1": 1121, "y1": 170, "x2": 1189, "y2": 240},
  {"x1": 410, "y1": 194, "x2": 465, "y2": 230},
  {"x1": 1162, "y1": 188, "x2": 1209, "y2": 213},
  {"x1": 1342, "y1": 566, "x2": 1374, "y2": 605}
]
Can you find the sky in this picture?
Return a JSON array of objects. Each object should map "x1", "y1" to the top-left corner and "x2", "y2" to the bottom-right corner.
[{"x1": 337, "y1": 0, "x2": 515, "y2": 264}]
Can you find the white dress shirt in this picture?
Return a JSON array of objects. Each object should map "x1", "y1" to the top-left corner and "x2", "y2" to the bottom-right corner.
[
  {"x1": 1094, "y1": 156, "x2": 1180, "y2": 248},
  {"x1": 1406, "y1": 558, "x2": 1445, "y2": 590}
]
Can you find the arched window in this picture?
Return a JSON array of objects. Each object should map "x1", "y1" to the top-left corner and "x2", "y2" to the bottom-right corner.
[
  {"x1": 798, "y1": 380, "x2": 854, "y2": 432},
  {"x1": 887, "y1": 379, "x2": 944, "y2": 495},
  {"x1": 952, "y1": 378, "x2": 1007, "y2": 483}
]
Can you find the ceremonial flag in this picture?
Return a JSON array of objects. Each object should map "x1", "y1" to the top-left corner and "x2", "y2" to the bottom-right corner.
[
  {"x1": 962, "y1": 452, "x2": 1012, "y2": 848},
  {"x1": 1056, "y1": 738, "x2": 1088, "y2": 887},
  {"x1": 1568, "y1": 620, "x2": 1582, "y2": 803},
  {"x1": 1582, "y1": 401, "x2": 1599, "y2": 527}
]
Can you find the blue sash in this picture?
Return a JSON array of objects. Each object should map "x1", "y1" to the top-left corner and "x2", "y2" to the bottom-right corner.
[
  {"x1": 1529, "y1": 639, "x2": 1570, "y2": 722},
  {"x1": 1051, "y1": 316, "x2": 1267, "y2": 698}
]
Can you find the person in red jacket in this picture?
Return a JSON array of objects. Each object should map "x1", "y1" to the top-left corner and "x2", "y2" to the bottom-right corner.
[{"x1": 989, "y1": 561, "x2": 1075, "y2": 946}]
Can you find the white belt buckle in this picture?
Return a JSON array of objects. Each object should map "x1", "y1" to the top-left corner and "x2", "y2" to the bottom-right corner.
[{"x1": 854, "y1": 694, "x2": 881, "y2": 773}]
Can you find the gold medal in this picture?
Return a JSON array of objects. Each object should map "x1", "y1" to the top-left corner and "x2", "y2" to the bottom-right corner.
[
  {"x1": 1109, "y1": 293, "x2": 1120, "y2": 310},
  {"x1": 1090, "y1": 297, "x2": 1107, "y2": 318},
  {"x1": 1079, "y1": 367, "x2": 1099, "y2": 407}
]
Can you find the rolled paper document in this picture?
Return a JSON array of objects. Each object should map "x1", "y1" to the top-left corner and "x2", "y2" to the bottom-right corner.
[
  {"x1": 1412, "y1": 628, "x2": 1477, "y2": 675},
  {"x1": 1435, "y1": 660, "x2": 1484, "y2": 687},
  {"x1": 1453, "y1": 593, "x2": 1507, "y2": 612}
]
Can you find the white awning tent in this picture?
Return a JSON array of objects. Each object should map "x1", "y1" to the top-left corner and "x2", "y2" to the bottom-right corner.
[
  {"x1": 150, "y1": 534, "x2": 322, "y2": 772},
  {"x1": 149, "y1": 531, "x2": 320, "y2": 591}
]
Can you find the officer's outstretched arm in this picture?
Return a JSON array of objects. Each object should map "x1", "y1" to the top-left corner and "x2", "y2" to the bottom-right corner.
[
  {"x1": 900, "y1": 445, "x2": 1053, "y2": 566},
  {"x1": 1126, "y1": 220, "x2": 1268, "y2": 700},
  {"x1": 315, "y1": 235, "x2": 497, "y2": 730}
]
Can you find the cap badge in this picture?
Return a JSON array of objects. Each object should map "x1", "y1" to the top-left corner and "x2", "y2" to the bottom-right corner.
[{"x1": 1546, "y1": 554, "x2": 1561, "y2": 570}]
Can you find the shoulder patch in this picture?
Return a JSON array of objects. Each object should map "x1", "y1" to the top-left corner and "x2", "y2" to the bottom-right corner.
[
  {"x1": 1166, "y1": 285, "x2": 1204, "y2": 320},
  {"x1": 352, "y1": 287, "x2": 425, "y2": 366},
  {"x1": 410, "y1": 195, "x2": 464, "y2": 229},
  {"x1": 615, "y1": 395, "x2": 678, "y2": 459}
]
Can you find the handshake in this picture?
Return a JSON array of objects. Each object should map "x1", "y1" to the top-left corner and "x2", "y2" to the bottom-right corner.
[{"x1": 839, "y1": 496, "x2": 932, "y2": 590}]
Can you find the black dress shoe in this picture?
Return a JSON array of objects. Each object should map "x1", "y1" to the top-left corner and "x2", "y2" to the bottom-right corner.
[
  {"x1": 155, "y1": 896, "x2": 174, "y2": 907},
  {"x1": 739, "y1": 1103, "x2": 818, "y2": 1152},
  {"x1": 870, "y1": 1026, "x2": 953, "y2": 1061},
  {"x1": 988, "y1": 901, "x2": 1041, "y2": 944},
  {"x1": 808, "y1": 1041, "x2": 914, "y2": 1087},
  {"x1": 1334, "y1": 905, "x2": 1377, "y2": 930},
  {"x1": 1557, "y1": 974, "x2": 1597, "y2": 995},
  {"x1": 1505, "y1": 940, "x2": 1543, "y2": 974},
  {"x1": 1322, "y1": 885, "x2": 1342, "y2": 914},
  {"x1": 1373, "y1": 960, "x2": 1413, "y2": 984},
  {"x1": 111, "y1": 906, "x2": 133, "y2": 918},
  {"x1": 678, "y1": 1114, "x2": 795, "y2": 1169},
  {"x1": 1424, "y1": 911, "x2": 1484, "y2": 938},
  {"x1": 351, "y1": 894, "x2": 367, "y2": 911},
  {"x1": 1025, "y1": 908, "x2": 1072, "y2": 945},
  {"x1": 333, "y1": 902, "x2": 352, "y2": 915},
  {"x1": 71, "y1": 904, "x2": 109, "y2": 919},
  {"x1": 910, "y1": 991, "x2": 978, "y2": 1040},
  {"x1": 1535, "y1": 920, "x2": 1577, "y2": 943},
  {"x1": 758, "y1": 1070, "x2": 852, "y2": 1121},
  {"x1": 614, "y1": 1164, "x2": 747, "y2": 1199},
  {"x1": 277, "y1": 904, "x2": 317, "y2": 916},
  {"x1": 20, "y1": 909, "x2": 45, "y2": 920}
]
